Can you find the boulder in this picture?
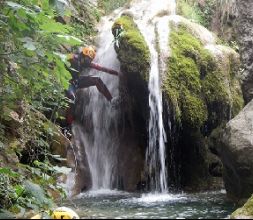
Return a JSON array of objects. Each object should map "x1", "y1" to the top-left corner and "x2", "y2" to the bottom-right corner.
[
  {"x1": 231, "y1": 195, "x2": 253, "y2": 219},
  {"x1": 163, "y1": 16, "x2": 243, "y2": 190},
  {"x1": 218, "y1": 100, "x2": 253, "y2": 201},
  {"x1": 237, "y1": 0, "x2": 253, "y2": 103}
]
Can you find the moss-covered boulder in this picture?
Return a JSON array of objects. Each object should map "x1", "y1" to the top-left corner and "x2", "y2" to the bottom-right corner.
[
  {"x1": 165, "y1": 17, "x2": 243, "y2": 132},
  {"x1": 113, "y1": 15, "x2": 150, "y2": 81},
  {"x1": 111, "y1": 15, "x2": 150, "y2": 191},
  {"x1": 231, "y1": 195, "x2": 253, "y2": 219},
  {"x1": 163, "y1": 16, "x2": 243, "y2": 190}
]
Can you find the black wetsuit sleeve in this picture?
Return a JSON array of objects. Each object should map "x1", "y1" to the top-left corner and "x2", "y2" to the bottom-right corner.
[{"x1": 65, "y1": 61, "x2": 79, "y2": 81}]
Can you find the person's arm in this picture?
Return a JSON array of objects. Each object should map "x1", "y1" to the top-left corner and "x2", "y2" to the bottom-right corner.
[{"x1": 90, "y1": 62, "x2": 119, "y2": 76}]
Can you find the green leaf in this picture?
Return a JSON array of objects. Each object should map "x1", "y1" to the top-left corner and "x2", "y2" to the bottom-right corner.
[
  {"x1": 56, "y1": 34, "x2": 83, "y2": 46},
  {"x1": 14, "y1": 185, "x2": 25, "y2": 197},
  {"x1": 20, "y1": 37, "x2": 37, "y2": 51},
  {"x1": 0, "y1": 168, "x2": 20, "y2": 178},
  {"x1": 24, "y1": 42, "x2": 36, "y2": 51},
  {"x1": 40, "y1": 19, "x2": 70, "y2": 33}
]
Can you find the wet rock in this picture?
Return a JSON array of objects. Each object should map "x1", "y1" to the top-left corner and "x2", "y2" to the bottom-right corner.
[
  {"x1": 49, "y1": 121, "x2": 72, "y2": 166},
  {"x1": 218, "y1": 100, "x2": 253, "y2": 201},
  {"x1": 112, "y1": 13, "x2": 243, "y2": 192},
  {"x1": 163, "y1": 16, "x2": 243, "y2": 191},
  {"x1": 236, "y1": 0, "x2": 253, "y2": 103},
  {"x1": 231, "y1": 195, "x2": 253, "y2": 219}
]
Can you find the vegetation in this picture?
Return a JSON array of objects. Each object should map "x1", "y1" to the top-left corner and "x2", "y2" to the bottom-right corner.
[
  {"x1": 177, "y1": 0, "x2": 217, "y2": 28},
  {"x1": 98, "y1": 0, "x2": 130, "y2": 14},
  {"x1": 164, "y1": 24, "x2": 243, "y2": 131},
  {"x1": 0, "y1": 0, "x2": 96, "y2": 215},
  {"x1": 231, "y1": 195, "x2": 253, "y2": 219},
  {"x1": 164, "y1": 25, "x2": 210, "y2": 128}
]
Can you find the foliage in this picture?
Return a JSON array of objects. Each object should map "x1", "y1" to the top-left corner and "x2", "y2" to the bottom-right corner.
[
  {"x1": 0, "y1": 1, "x2": 74, "y2": 120},
  {"x1": 70, "y1": 0, "x2": 101, "y2": 43},
  {"x1": 0, "y1": 163, "x2": 67, "y2": 214},
  {"x1": 98, "y1": 0, "x2": 129, "y2": 14},
  {"x1": 0, "y1": 0, "x2": 84, "y2": 214},
  {"x1": 177, "y1": 0, "x2": 217, "y2": 28}
]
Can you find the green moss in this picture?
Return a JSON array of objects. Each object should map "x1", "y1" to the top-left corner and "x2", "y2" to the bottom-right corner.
[
  {"x1": 164, "y1": 24, "x2": 244, "y2": 130},
  {"x1": 113, "y1": 15, "x2": 150, "y2": 81},
  {"x1": 164, "y1": 25, "x2": 210, "y2": 128},
  {"x1": 181, "y1": 91, "x2": 208, "y2": 128},
  {"x1": 232, "y1": 195, "x2": 253, "y2": 218},
  {"x1": 202, "y1": 71, "x2": 230, "y2": 104},
  {"x1": 231, "y1": 78, "x2": 244, "y2": 116}
]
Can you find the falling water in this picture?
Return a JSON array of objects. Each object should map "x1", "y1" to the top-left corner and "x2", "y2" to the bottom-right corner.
[
  {"x1": 72, "y1": 0, "x2": 177, "y2": 192},
  {"x1": 127, "y1": 0, "x2": 176, "y2": 192},
  {"x1": 73, "y1": 10, "x2": 122, "y2": 190}
]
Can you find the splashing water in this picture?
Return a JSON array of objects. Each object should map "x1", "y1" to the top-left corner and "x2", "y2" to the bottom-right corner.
[
  {"x1": 127, "y1": 0, "x2": 177, "y2": 192},
  {"x1": 71, "y1": 0, "x2": 177, "y2": 193},
  {"x1": 73, "y1": 12, "x2": 122, "y2": 190}
]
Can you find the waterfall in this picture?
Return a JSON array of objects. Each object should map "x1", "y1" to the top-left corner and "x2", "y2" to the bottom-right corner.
[
  {"x1": 127, "y1": 0, "x2": 176, "y2": 193},
  {"x1": 73, "y1": 11, "x2": 122, "y2": 190},
  {"x1": 71, "y1": 0, "x2": 177, "y2": 193}
]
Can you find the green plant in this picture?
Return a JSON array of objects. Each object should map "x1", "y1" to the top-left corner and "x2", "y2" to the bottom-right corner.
[
  {"x1": 0, "y1": 0, "x2": 82, "y2": 213},
  {"x1": 0, "y1": 0, "x2": 82, "y2": 121},
  {"x1": 177, "y1": 0, "x2": 217, "y2": 28},
  {"x1": 98, "y1": 0, "x2": 129, "y2": 14}
]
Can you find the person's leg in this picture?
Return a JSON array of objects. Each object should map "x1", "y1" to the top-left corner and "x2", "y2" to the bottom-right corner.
[{"x1": 78, "y1": 76, "x2": 113, "y2": 102}]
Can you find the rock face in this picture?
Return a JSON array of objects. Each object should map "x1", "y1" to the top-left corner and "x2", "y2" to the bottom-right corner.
[
  {"x1": 217, "y1": 100, "x2": 253, "y2": 201},
  {"x1": 163, "y1": 16, "x2": 243, "y2": 190},
  {"x1": 236, "y1": 0, "x2": 253, "y2": 103},
  {"x1": 113, "y1": 15, "x2": 150, "y2": 191},
  {"x1": 231, "y1": 195, "x2": 253, "y2": 219},
  {"x1": 113, "y1": 14, "x2": 243, "y2": 191},
  {"x1": 71, "y1": 11, "x2": 244, "y2": 193}
]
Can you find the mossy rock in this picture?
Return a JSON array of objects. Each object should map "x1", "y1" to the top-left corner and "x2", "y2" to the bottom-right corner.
[
  {"x1": 164, "y1": 22, "x2": 243, "y2": 131},
  {"x1": 113, "y1": 15, "x2": 150, "y2": 81},
  {"x1": 164, "y1": 24, "x2": 210, "y2": 129},
  {"x1": 231, "y1": 195, "x2": 253, "y2": 219}
]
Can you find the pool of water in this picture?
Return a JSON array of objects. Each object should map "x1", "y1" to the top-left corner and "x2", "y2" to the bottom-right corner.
[{"x1": 64, "y1": 190, "x2": 238, "y2": 219}]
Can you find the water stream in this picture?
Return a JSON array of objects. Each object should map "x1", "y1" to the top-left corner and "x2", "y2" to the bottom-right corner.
[
  {"x1": 72, "y1": 0, "x2": 177, "y2": 192},
  {"x1": 126, "y1": 0, "x2": 177, "y2": 193},
  {"x1": 72, "y1": 10, "x2": 122, "y2": 190}
]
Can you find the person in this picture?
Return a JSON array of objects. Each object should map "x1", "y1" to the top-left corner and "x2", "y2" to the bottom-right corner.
[
  {"x1": 64, "y1": 46, "x2": 120, "y2": 128},
  {"x1": 112, "y1": 21, "x2": 124, "y2": 48}
]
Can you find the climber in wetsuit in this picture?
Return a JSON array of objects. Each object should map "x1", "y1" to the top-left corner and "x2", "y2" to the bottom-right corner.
[
  {"x1": 65, "y1": 46, "x2": 119, "y2": 126},
  {"x1": 112, "y1": 21, "x2": 124, "y2": 48}
]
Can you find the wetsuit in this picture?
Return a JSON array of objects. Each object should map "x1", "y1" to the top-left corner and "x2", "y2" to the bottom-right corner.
[{"x1": 65, "y1": 53, "x2": 119, "y2": 125}]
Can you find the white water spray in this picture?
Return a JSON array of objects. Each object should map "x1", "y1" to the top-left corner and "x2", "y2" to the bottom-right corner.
[{"x1": 73, "y1": 11, "x2": 122, "y2": 190}]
